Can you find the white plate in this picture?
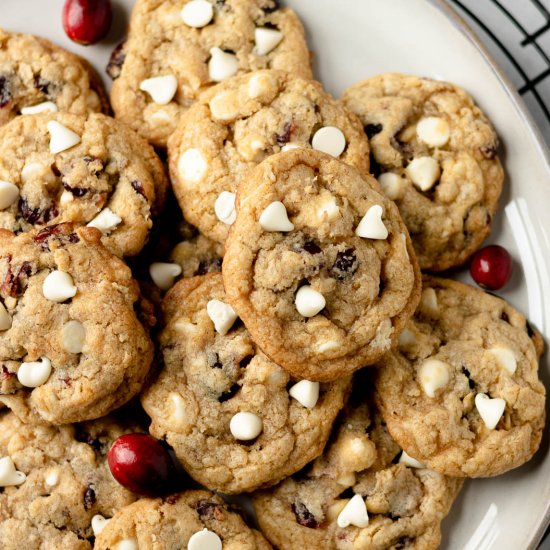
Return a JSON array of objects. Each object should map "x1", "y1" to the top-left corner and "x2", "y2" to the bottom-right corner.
[{"x1": 2, "y1": 0, "x2": 550, "y2": 548}]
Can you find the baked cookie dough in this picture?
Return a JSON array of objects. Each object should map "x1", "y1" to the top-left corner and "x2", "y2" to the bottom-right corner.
[
  {"x1": 0, "y1": 224, "x2": 154, "y2": 425},
  {"x1": 0, "y1": 411, "x2": 138, "y2": 550},
  {"x1": 0, "y1": 29, "x2": 109, "y2": 127},
  {"x1": 222, "y1": 149, "x2": 421, "y2": 381},
  {"x1": 375, "y1": 276, "x2": 546, "y2": 477},
  {"x1": 94, "y1": 490, "x2": 272, "y2": 549},
  {"x1": 0, "y1": 112, "x2": 168, "y2": 257},
  {"x1": 141, "y1": 274, "x2": 351, "y2": 493},
  {"x1": 253, "y1": 388, "x2": 462, "y2": 550},
  {"x1": 111, "y1": 0, "x2": 312, "y2": 147},
  {"x1": 168, "y1": 69, "x2": 370, "y2": 243},
  {"x1": 342, "y1": 73, "x2": 504, "y2": 271}
]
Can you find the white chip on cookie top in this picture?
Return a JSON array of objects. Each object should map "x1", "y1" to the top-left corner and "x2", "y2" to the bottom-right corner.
[
  {"x1": 91, "y1": 514, "x2": 111, "y2": 536},
  {"x1": 0, "y1": 301, "x2": 11, "y2": 331},
  {"x1": 47, "y1": 121, "x2": 81, "y2": 154},
  {"x1": 317, "y1": 197, "x2": 340, "y2": 221},
  {"x1": 289, "y1": 380, "x2": 320, "y2": 409},
  {"x1": 149, "y1": 262, "x2": 182, "y2": 291},
  {"x1": 178, "y1": 148, "x2": 208, "y2": 183},
  {"x1": 214, "y1": 191, "x2": 237, "y2": 225},
  {"x1": 62, "y1": 320, "x2": 86, "y2": 354},
  {"x1": 281, "y1": 142, "x2": 301, "y2": 152},
  {"x1": 20, "y1": 101, "x2": 58, "y2": 115},
  {"x1": 115, "y1": 539, "x2": 138, "y2": 550},
  {"x1": 420, "y1": 287, "x2": 438, "y2": 315},
  {"x1": 21, "y1": 162, "x2": 56, "y2": 183},
  {"x1": 355, "y1": 205, "x2": 388, "y2": 239},
  {"x1": 259, "y1": 201, "x2": 294, "y2": 232},
  {"x1": 188, "y1": 528, "x2": 223, "y2": 550},
  {"x1": 311, "y1": 126, "x2": 346, "y2": 158},
  {"x1": 230, "y1": 411, "x2": 263, "y2": 440},
  {"x1": 378, "y1": 172, "x2": 406, "y2": 201},
  {"x1": 87, "y1": 208, "x2": 122, "y2": 235},
  {"x1": 295, "y1": 285, "x2": 326, "y2": 318},
  {"x1": 418, "y1": 358, "x2": 449, "y2": 398},
  {"x1": 486, "y1": 345, "x2": 517, "y2": 375},
  {"x1": 254, "y1": 27, "x2": 284, "y2": 56},
  {"x1": 17, "y1": 357, "x2": 52, "y2": 388},
  {"x1": 208, "y1": 48, "x2": 238, "y2": 82},
  {"x1": 316, "y1": 340, "x2": 340, "y2": 353},
  {"x1": 207, "y1": 299, "x2": 238, "y2": 335},
  {"x1": 181, "y1": 0, "x2": 214, "y2": 28},
  {"x1": 170, "y1": 393, "x2": 187, "y2": 426},
  {"x1": 406, "y1": 156, "x2": 440, "y2": 191},
  {"x1": 337, "y1": 494, "x2": 369, "y2": 528},
  {"x1": 45, "y1": 468, "x2": 60, "y2": 487},
  {"x1": 475, "y1": 393, "x2": 506, "y2": 430},
  {"x1": 0, "y1": 456, "x2": 26, "y2": 487},
  {"x1": 416, "y1": 117, "x2": 450, "y2": 148},
  {"x1": 209, "y1": 90, "x2": 240, "y2": 121},
  {"x1": 399, "y1": 449, "x2": 425, "y2": 469},
  {"x1": 0, "y1": 181, "x2": 19, "y2": 210},
  {"x1": 247, "y1": 72, "x2": 278, "y2": 99},
  {"x1": 139, "y1": 75, "x2": 178, "y2": 105},
  {"x1": 42, "y1": 270, "x2": 77, "y2": 302}
]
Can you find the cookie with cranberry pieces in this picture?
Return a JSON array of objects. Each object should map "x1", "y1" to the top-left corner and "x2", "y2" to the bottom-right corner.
[
  {"x1": 111, "y1": 0, "x2": 312, "y2": 147},
  {"x1": 342, "y1": 73, "x2": 504, "y2": 271},
  {"x1": 0, "y1": 224, "x2": 154, "y2": 424},
  {"x1": 375, "y1": 276, "x2": 545, "y2": 477},
  {"x1": 222, "y1": 149, "x2": 421, "y2": 381},
  {"x1": 141, "y1": 273, "x2": 351, "y2": 493}
]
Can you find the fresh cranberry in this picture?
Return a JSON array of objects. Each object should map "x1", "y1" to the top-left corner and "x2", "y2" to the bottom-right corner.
[
  {"x1": 62, "y1": 0, "x2": 112, "y2": 46},
  {"x1": 108, "y1": 434, "x2": 175, "y2": 496},
  {"x1": 470, "y1": 245, "x2": 513, "y2": 290}
]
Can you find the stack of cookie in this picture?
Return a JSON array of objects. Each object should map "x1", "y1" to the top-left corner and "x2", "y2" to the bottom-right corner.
[{"x1": 0, "y1": 1, "x2": 546, "y2": 549}]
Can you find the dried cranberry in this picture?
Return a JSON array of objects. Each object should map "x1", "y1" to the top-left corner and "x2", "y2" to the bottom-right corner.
[
  {"x1": 331, "y1": 248, "x2": 358, "y2": 280},
  {"x1": 364, "y1": 123, "x2": 383, "y2": 139},
  {"x1": 239, "y1": 355, "x2": 254, "y2": 368},
  {"x1": 33, "y1": 75, "x2": 51, "y2": 96},
  {"x1": 260, "y1": 0, "x2": 280, "y2": 14},
  {"x1": 302, "y1": 241, "x2": 322, "y2": 254},
  {"x1": 1, "y1": 261, "x2": 33, "y2": 298},
  {"x1": 106, "y1": 41, "x2": 126, "y2": 80},
  {"x1": 165, "y1": 493, "x2": 181, "y2": 505},
  {"x1": 218, "y1": 384, "x2": 241, "y2": 403},
  {"x1": 83, "y1": 484, "x2": 96, "y2": 510},
  {"x1": 19, "y1": 198, "x2": 58, "y2": 226},
  {"x1": 131, "y1": 180, "x2": 147, "y2": 199},
  {"x1": 208, "y1": 353, "x2": 223, "y2": 369},
  {"x1": 276, "y1": 121, "x2": 293, "y2": 146},
  {"x1": 291, "y1": 501, "x2": 319, "y2": 529},
  {"x1": 1, "y1": 366, "x2": 14, "y2": 380},
  {"x1": 196, "y1": 500, "x2": 224, "y2": 520},
  {"x1": 62, "y1": 183, "x2": 88, "y2": 197},
  {"x1": 480, "y1": 144, "x2": 498, "y2": 159},
  {"x1": 0, "y1": 76, "x2": 11, "y2": 108}
]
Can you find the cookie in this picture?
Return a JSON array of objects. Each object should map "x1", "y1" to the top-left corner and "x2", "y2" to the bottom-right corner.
[
  {"x1": 94, "y1": 490, "x2": 272, "y2": 549},
  {"x1": 375, "y1": 276, "x2": 546, "y2": 477},
  {"x1": 0, "y1": 224, "x2": 154, "y2": 425},
  {"x1": 167, "y1": 69, "x2": 371, "y2": 243},
  {"x1": 0, "y1": 28, "x2": 109, "y2": 126},
  {"x1": 111, "y1": 0, "x2": 312, "y2": 147},
  {"x1": 0, "y1": 411, "x2": 139, "y2": 550},
  {"x1": 169, "y1": 230, "x2": 223, "y2": 278},
  {"x1": 141, "y1": 274, "x2": 351, "y2": 493},
  {"x1": 253, "y1": 386, "x2": 462, "y2": 550},
  {"x1": 0, "y1": 112, "x2": 168, "y2": 257},
  {"x1": 342, "y1": 73, "x2": 504, "y2": 271},
  {"x1": 222, "y1": 149, "x2": 421, "y2": 381}
]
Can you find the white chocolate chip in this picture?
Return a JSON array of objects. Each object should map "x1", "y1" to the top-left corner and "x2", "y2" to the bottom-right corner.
[
  {"x1": 208, "y1": 48, "x2": 238, "y2": 82},
  {"x1": 139, "y1": 75, "x2": 178, "y2": 105},
  {"x1": 178, "y1": 148, "x2": 208, "y2": 184},
  {"x1": 355, "y1": 205, "x2": 388, "y2": 239},
  {"x1": 475, "y1": 393, "x2": 506, "y2": 430},
  {"x1": 21, "y1": 162, "x2": 55, "y2": 183},
  {"x1": 316, "y1": 340, "x2": 339, "y2": 353},
  {"x1": 311, "y1": 126, "x2": 346, "y2": 157},
  {"x1": 336, "y1": 472, "x2": 356, "y2": 487},
  {"x1": 214, "y1": 191, "x2": 237, "y2": 225},
  {"x1": 59, "y1": 190, "x2": 73, "y2": 205},
  {"x1": 188, "y1": 528, "x2": 222, "y2": 550},
  {"x1": 209, "y1": 90, "x2": 240, "y2": 121},
  {"x1": 418, "y1": 358, "x2": 450, "y2": 398},
  {"x1": 91, "y1": 514, "x2": 111, "y2": 536},
  {"x1": 317, "y1": 197, "x2": 339, "y2": 221},
  {"x1": 378, "y1": 172, "x2": 405, "y2": 200},
  {"x1": 149, "y1": 108, "x2": 173, "y2": 123},
  {"x1": 0, "y1": 181, "x2": 19, "y2": 210},
  {"x1": 149, "y1": 262, "x2": 182, "y2": 291},
  {"x1": 45, "y1": 469, "x2": 59, "y2": 487},
  {"x1": 254, "y1": 27, "x2": 283, "y2": 55},
  {"x1": 20, "y1": 101, "x2": 58, "y2": 115},
  {"x1": 47, "y1": 121, "x2": 81, "y2": 154},
  {"x1": 17, "y1": 357, "x2": 52, "y2": 388},
  {"x1": 237, "y1": 135, "x2": 266, "y2": 162},
  {"x1": 416, "y1": 117, "x2": 450, "y2": 147},
  {"x1": 289, "y1": 380, "x2": 320, "y2": 408},
  {"x1": 206, "y1": 299, "x2": 238, "y2": 335},
  {"x1": 406, "y1": 156, "x2": 440, "y2": 191},
  {"x1": 259, "y1": 201, "x2": 294, "y2": 232},
  {"x1": 295, "y1": 285, "x2": 326, "y2": 318},
  {"x1": 486, "y1": 346, "x2": 517, "y2": 374},
  {"x1": 181, "y1": 0, "x2": 214, "y2": 28},
  {"x1": 0, "y1": 301, "x2": 11, "y2": 331},
  {"x1": 86, "y1": 208, "x2": 122, "y2": 234},
  {"x1": 62, "y1": 320, "x2": 86, "y2": 354},
  {"x1": 337, "y1": 494, "x2": 369, "y2": 528},
  {"x1": 170, "y1": 393, "x2": 186, "y2": 426},
  {"x1": 116, "y1": 539, "x2": 138, "y2": 550},
  {"x1": 399, "y1": 449, "x2": 425, "y2": 469},
  {"x1": 247, "y1": 72, "x2": 277, "y2": 99},
  {"x1": 42, "y1": 271, "x2": 77, "y2": 302},
  {"x1": 0, "y1": 456, "x2": 26, "y2": 487},
  {"x1": 281, "y1": 142, "x2": 301, "y2": 152},
  {"x1": 397, "y1": 328, "x2": 416, "y2": 347},
  {"x1": 230, "y1": 411, "x2": 263, "y2": 440},
  {"x1": 420, "y1": 287, "x2": 438, "y2": 314}
]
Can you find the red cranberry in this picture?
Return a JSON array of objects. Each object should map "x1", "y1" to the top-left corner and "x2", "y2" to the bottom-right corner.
[
  {"x1": 108, "y1": 434, "x2": 174, "y2": 496},
  {"x1": 470, "y1": 245, "x2": 512, "y2": 290},
  {"x1": 62, "y1": 0, "x2": 112, "y2": 46}
]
